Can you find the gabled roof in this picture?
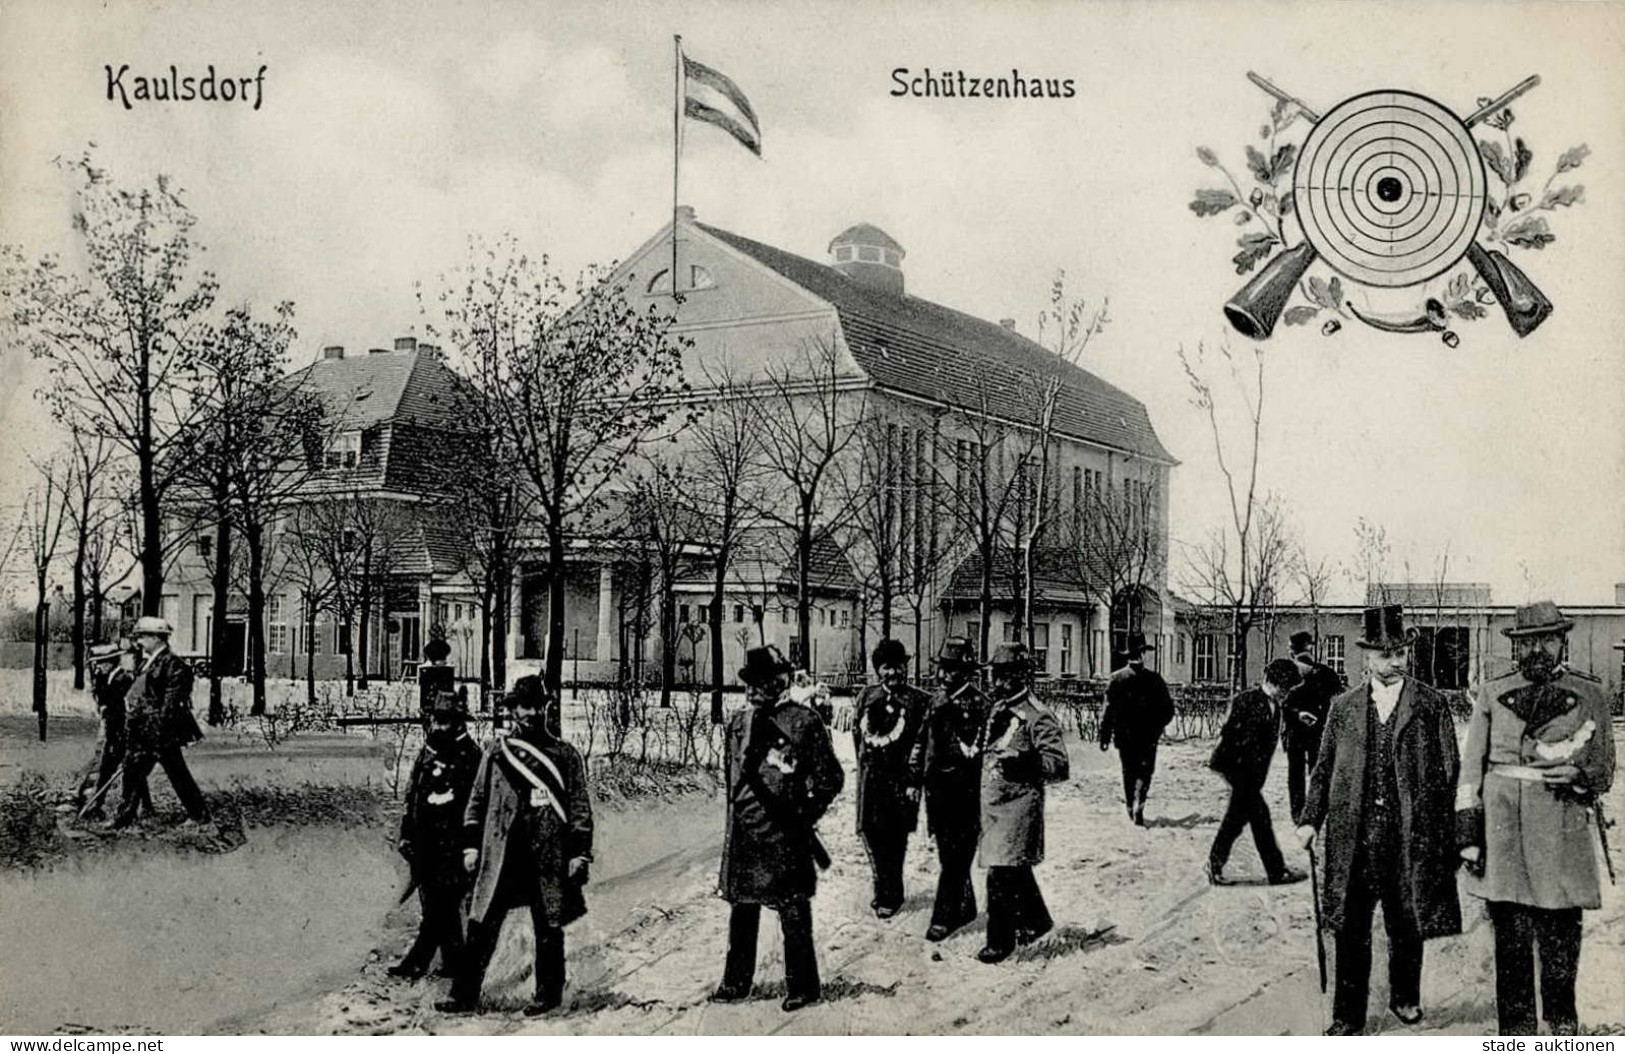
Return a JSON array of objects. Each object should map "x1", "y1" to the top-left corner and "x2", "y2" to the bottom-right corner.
[
  {"x1": 289, "y1": 349, "x2": 472, "y2": 433},
  {"x1": 697, "y1": 223, "x2": 1174, "y2": 464}
]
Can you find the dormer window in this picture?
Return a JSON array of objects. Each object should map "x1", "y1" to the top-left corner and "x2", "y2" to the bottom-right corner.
[
  {"x1": 858, "y1": 246, "x2": 881, "y2": 262},
  {"x1": 835, "y1": 246, "x2": 853, "y2": 262},
  {"x1": 326, "y1": 431, "x2": 361, "y2": 470}
]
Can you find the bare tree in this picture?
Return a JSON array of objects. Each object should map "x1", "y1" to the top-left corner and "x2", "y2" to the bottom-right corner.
[
  {"x1": 1352, "y1": 517, "x2": 1393, "y2": 606},
  {"x1": 685, "y1": 359, "x2": 766, "y2": 722},
  {"x1": 433, "y1": 238, "x2": 692, "y2": 700},
  {"x1": 2, "y1": 153, "x2": 218, "y2": 616},
  {"x1": 1019, "y1": 271, "x2": 1109, "y2": 648},
  {"x1": 627, "y1": 457, "x2": 696, "y2": 709},
  {"x1": 280, "y1": 503, "x2": 337, "y2": 708},
  {"x1": 24, "y1": 458, "x2": 73, "y2": 740},
  {"x1": 1176, "y1": 341, "x2": 1285, "y2": 689},
  {"x1": 63, "y1": 431, "x2": 119, "y2": 689},
  {"x1": 1290, "y1": 536, "x2": 1339, "y2": 654},
  {"x1": 753, "y1": 335, "x2": 865, "y2": 670},
  {"x1": 841, "y1": 411, "x2": 904, "y2": 641},
  {"x1": 1061, "y1": 464, "x2": 1162, "y2": 675}
]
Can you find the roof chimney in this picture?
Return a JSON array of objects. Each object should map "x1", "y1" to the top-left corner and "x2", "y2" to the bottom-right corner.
[
  {"x1": 675, "y1": 205, "x2": 696, "y2": 224},
  {"x1": 999, "y1": 318, "x2": 1017, "y2": 330},
  {"x1": 394, "y1": 336, "x2": 418, "y2": 353},
  {"x1": 322, "y1": 345, "x2": 345, "y2": 360},
  {"x1": 829, "y1": 223, "x2": 905, "y2": 296},
  {"x1": 1615, "y1": 582, "x2": 1625, "y2": 605}
]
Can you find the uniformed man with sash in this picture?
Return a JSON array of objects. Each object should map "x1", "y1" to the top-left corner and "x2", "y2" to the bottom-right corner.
[
  {"x1": 920, "y1": 636, "x2": 987, "y2": 941},
  {"x1": 1456, "y1": 601, "x2": 1617, "y2": 1036},
  {"x1": 851, "y1": 638, "x2": 931, "y2": 918},
  {"x1": 437, "y1": 676, "x2": 593, "y2": 1017}
]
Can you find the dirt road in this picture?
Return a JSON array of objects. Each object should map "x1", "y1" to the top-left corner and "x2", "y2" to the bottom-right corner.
[{"x1": 241, "y1": 731, "x2": 1625, "y2": 1036}]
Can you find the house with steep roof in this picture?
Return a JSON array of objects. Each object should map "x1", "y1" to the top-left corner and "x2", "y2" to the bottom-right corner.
[{"x1": 570, "y1": 208, "x2": 1178, "y2": 683}]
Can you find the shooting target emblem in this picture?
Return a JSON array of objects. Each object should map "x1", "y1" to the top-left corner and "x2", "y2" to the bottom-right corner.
[{"x1": 1294, "y1": 91, "x2": 1486, "y2": 288}]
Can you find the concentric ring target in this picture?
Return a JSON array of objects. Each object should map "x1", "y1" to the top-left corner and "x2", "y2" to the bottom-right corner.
[{"x1": 1293, "y1": 90, "x2": 1485, "y2": 288}]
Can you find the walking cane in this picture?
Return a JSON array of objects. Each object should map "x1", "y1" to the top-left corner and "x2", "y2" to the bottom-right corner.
[
  {"x1": 76, "y1": 763, "x2": 124, "y2": 821},
  {"x1": 1307, "y1": 843, "x2": 1328, "y2": 993}
]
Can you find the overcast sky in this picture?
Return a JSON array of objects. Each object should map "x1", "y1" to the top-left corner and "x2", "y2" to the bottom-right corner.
[{"x1": 2, "y1": 0, "x2": 1622, "y2": 606}]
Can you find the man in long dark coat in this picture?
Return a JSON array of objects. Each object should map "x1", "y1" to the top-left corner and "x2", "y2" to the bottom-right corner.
[
  {"x1": 1207, "y1": 658, "x2": 1307, "y2": 885},
  {"x1": 1099, "y1": 632, "x2": 1173, "y2": 826},
  {"x1": 1456, "y1": 601, "x2": 1617, "y2": 1036},
  {"x1": 977, "y1": 642, "x2": 1070, "y2": 964},
  {"x1": 110, "y1": 617, "x2": 210, "y2": 828},
  {"x1": 76, "y1": 642, "x2": 151, "y2": 820},
  {"x1": 920, "y1": 636, "x2": 987, "y2": 941},
  {"x1": 851, "y1": 638, "x2": 930, "y2": 918},
  {"x1": 1283, "y1": 630, "x2": 1343, "y2": 822},
  {"x1": 437, "y1": 676, "x2": 592, "y2": 1017},
  {"x1": 1297, "y1": 605, "x2": 1462, "y2": 1035},
  {"x1": 712, "y1": 645, "x2": 844, "y2": 1013},
  {"x1": 389, "y1": 689, "x2": 481, "y2": 980}
]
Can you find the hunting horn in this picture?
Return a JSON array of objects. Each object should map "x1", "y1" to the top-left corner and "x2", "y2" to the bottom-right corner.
[
  {"x1": 1465, "y1": 242, "x2": 1553, "y2": 338},
  {"x1": 1223, "y1": 241, "x2": 1318, "y2": 340}
]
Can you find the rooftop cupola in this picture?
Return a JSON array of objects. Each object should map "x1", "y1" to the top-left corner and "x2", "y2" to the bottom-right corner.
[{"x1": 828, "y1": 223, "x2": 905, "y2": 296}]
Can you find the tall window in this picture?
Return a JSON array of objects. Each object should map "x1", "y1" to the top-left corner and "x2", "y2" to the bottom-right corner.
[
  {"x1": 1176, "y1": 632, "x2": 1186, "y2": 665},
  {"x1": 267, "y1": 595, "x2": 288, "y2": 654},
  {"x1": 1060, "y1": 623, "x2": 1074, "y2": 675},
  {"x1": 1226, "y1": 633, "x2": 1240, "y2": 685},
  {"x1": 1324, "y1": 635, "x2": 1346, "y2": 679},
  {"x1": 1071, "y1": 466, "x2": 1083, "y2": 537},
  {"x1": 325, "y1": 431, "x2": 361, "y2": 470},
  {"x1": 1194, "y1": 634, "x2": 1217, "y2": 682},
  {"x1": 1032, "y1": 623, "x2": 1050, "y2": 673},
  {"x1": 967, "y1": 621, "x2": 981, "y2": 655}
]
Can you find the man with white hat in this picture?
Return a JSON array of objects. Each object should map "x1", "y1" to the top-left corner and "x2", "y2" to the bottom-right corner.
[{"x1": 109, "y1": 616, "x2": 210, "y2": 828}]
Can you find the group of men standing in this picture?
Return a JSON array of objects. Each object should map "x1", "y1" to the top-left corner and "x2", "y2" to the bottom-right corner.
[{"x1": 1196, "y1": 601, "x2": 1615, "y2": 1036}]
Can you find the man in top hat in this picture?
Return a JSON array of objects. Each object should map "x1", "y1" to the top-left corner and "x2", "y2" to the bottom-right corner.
[
  {"x1": 920, "y1": 636, "x2": 988, "y2": 941},
  {"x1": 110, "y1": 616, "x2": 210, "y2": 829},
  {"x1": 977, "y1": 642, "x2": 1070, "y2": 963},
  {"x1": 1099, "y1": 632, "x2": 1174, "y2": 826},
  {"x1": 1207, "y1": 658, "x2": 1307, "y2": 886},
  {"x1": 76, "y1": 640, "x2": 151, "y2": 820},
  {"x1": 851, "y1": 638, "x2": 931, "y2": 918},
  {"x1": 1456, "y1": 601, "x2": 1616, "y2": 1036},
  {"x1": 390, "y1": 687, "x2": 482, "y2": 981},
  {"x1": 438, "y1": 676, "x2": 592, "y2": 1016},
  {"x1": 1296, "y1": 605, "x2": 1462, "y2": 1035},
  {"x1": 1282, "y1": 630, "x2": 1344, "y2": 822},
  {"x1": 713, "y1": 645, "x2": 844, "y2": 1012}
]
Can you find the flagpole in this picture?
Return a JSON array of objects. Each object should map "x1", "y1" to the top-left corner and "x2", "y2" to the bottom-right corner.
[{"x1": 672, "y1": 34, "x2": 682, "y2": 297}]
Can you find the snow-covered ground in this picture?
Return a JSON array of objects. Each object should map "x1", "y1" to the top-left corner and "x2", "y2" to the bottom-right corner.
[{"x1": 4, "y1": 714, "x2": 1621, "y2": 1036}]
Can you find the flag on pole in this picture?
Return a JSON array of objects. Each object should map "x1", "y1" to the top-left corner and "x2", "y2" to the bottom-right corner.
[{"x1": 682, "y1": 54, "x2": 762, "y2": 157}]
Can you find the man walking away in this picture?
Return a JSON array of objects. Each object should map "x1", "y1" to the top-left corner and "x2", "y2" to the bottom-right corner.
[
  {"x1": 76, "y1": 641, "x2": 150, "y2": 820},
  {"x1": 1296, "y1": 605, "x2": 1462, "y2": 1035},
  {"x1": 1100, "y1": 632, "x2": 1173, "y2": 825},
  {"x1": 1283, "y1": 631, "x2": 1342, "y2": 822},
  {"x1": 1457, "y1": 601, "x2": 1616, "y2": 1036},
  {"x1": 1207, "y1": 659, "x2": 1307, "y2": 886},
  {"x1": 712, "y1": 645, "x2": 844, "y2": 1012}
]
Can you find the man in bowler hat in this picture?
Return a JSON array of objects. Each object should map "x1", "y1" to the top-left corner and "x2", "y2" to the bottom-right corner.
[
  {"x1": 1457, "y1": 601, "x2": 1616, "y2": 1035},
  {"x1": 713, "y1": 645, "x2": 844, "y2": 1012},
  {"x1": 1282, "y1": 630, "x2": 1343, "y2": 822},
  {"x1": 438, "y1": 676, "x2": 592, "y2": 1016},
  {"x1": 390, "y1": 688, "x2": 482, "y2": 980},
  {"x1": 920, "y1": 636, "x2": 987, "y2": 941},
  {"x1": 977, "y1": 642, "x2": 1070, "y2": 963},
  {"x1": 1206, "y1": 658, "x2": 1307, "y2": 886},
  {"x1": 1100, "y1": 632, "x2": 1174, "y2": 825},
  {"x1": 851, "y1": 638, "x2": 931, "y2": 918},
  {"x1": 1297, "y1": 605, "x2": 1462, "y2": 1035}
]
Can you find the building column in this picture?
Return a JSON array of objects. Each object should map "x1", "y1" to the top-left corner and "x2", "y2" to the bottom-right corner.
[{"x1": 595, "y1": 564, "x2": 614, "y2": 663}]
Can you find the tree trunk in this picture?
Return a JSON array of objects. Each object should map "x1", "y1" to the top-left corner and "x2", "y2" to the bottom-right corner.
[
  {"x1": 978, "y1": 551, "x2": 994, "y2": 661},
  {"x1": 709, "y1": 547, "x2": 728, "y2": 725},
  {"x1": 357, "y1": 548, "x2": 371, "y2": 691},
  {"x1": 658, "y1": 568, "x2": 676, "y2": 709},
  {"x1": 544, "y1": 525, "x2": 566, "y2": 737},
  {"x1": 246, "y1": 524, "x2": 267, "y2": 716},
  {"x1": 479, "y1": 583, "x2": 491, "y2": 711},
  {"x1": 492, "y1": 530, "x2": 510, "y2": 692},
  {"x1": 305, "y1": 593, "x2": 318, "y2": 708},
  {"x1": 89, "y1": 567, "x2": 104, "y2": 645},
  {"x1": 72, "y1": 541, "x2": 87, "y2": 691},
  {"x1": 139, "y1": 441, "x2": 163, "y2": 617},
  {"x1": 880, "y1": 575, "x2": 893, "y2": 639},
  {"x1": 208, "y1": 509, "x2": 231, "y2": 726},
  {"x1": 1231, "y1": 605, "x2": 1247, "y2": 691},
  {"x1": 343, "y1": 613, "x2": 355, "y2": 697},
  {"x1": 33, "y1": 595, "x2": 49, "y2": 742},
  {"x1": 797, "y1": 514, "x2": 813, "y2": 674}
]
